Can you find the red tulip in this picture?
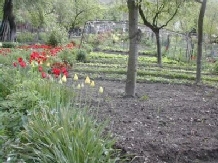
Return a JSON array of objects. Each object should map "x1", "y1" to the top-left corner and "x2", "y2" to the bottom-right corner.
[{"x1": 41, "y1": 72, "x2": 47, "y2": 78}]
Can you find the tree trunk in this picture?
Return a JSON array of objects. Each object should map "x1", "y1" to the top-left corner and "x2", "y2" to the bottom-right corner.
[
  {"x1": 0, "y1": 0, "x2": 16, "y2": 42},
  {"x1": 125, "y1": 0, "x2": 139, "y2": 97},
  {"x1": 196, "y1": 0, "x2": 207, "y2": 83},
  {"x1": 154, "y1": 30, "x2": 162, "y2": 67}
]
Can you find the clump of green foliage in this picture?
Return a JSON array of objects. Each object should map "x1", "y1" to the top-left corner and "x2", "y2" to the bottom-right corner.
[
  {"x1": 213, "y1": 62, "x2": 218, "y2": 74},
  {"x1": 46, "y1": 27, "x2": 68, "y2": 47},
  {"x1": 8, "y1": 107, "x2": 117, "y2": 163},
  {"x1": 16, "y1": 32, "x2": 36, "y2": 43}
]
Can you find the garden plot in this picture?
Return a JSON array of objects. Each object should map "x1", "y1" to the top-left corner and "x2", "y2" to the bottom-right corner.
[{"x1": 86, "y1": 80, "x2": 218, "y2": 163}]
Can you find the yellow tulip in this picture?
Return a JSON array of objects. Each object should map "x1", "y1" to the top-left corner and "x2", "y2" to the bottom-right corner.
[
  {"x1": 31, "y1": 61, "x2": 38, "y2": 67},
  {"x1": 62, "y1": 75, "x2": 67, "y2": 83},
  {"x1": 77, "y1": 84, "x2": 81, "y2": 89},
  {"x1": 31, "y1": 62, "x2": 35, "y2": 68},
  {"x1": 46, "y1": 62, "x2": 51, "y2": 67},
  {"x1": 58, "y1": 78, "x2": 63, "y2": 84},
  {"x1": 85, "y1": 76, "x2": 90, "y2": 84},
  {"x1": 81, "y1": 82, "x2": 84, "y2": 88},
  {"x1": 90, "y1": 81, "x2": 95, "y2": 87},
  {"x1": 73, "y1": 74, "x2": 78, "y2": 81},
  {"x1": 99, "y1": 86, "x2": 104, "y2": 93}
]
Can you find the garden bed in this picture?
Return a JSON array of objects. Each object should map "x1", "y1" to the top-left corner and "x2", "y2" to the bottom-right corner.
[{"x1": 85, "y1": 79, "x2": 218, "y2": 163}]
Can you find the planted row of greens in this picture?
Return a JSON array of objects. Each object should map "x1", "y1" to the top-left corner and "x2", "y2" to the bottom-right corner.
[
  {"x1": 88, "y1": 52, "x2": 215, "y2": 72},
  {"x1": 76, "y1": 62, "x2": 211, "y2": 75},
  {"x1": 74, "y1": 52, "x2": 218, "y2": 86}
]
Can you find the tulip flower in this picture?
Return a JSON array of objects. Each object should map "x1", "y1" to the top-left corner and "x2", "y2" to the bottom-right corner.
[
  {"x1": 19, "y1": 61, "x2": 27, "y2": 68},
  {"x1": 41, "y1": 72, "x2": 47, "y2": 78},
  {"x1": 18, "y1": 57, "x2": 23, "y2": 63},
  {"x1": 77, "y1": 84, "x2": 81, "y2": 89},
  {"x1": 62, "y1": 75, "x2": 67, "y2": 82},
  {"x1": 90, "y1": 81, "x2": 95, "y2": 87},
  {"x1": 85, "y1": 76, "x2": 90, "y2": 84},
  {"x1": 46, "y1": 62, "x2": 51, "y2": 67},
  {"x1": 58, "y1": 78, "x2": 63, "y2": 84},
  {"x1": 31, "y1": 61, "x2": 37, "y2": 67},
  {"x1": 73, "y1": 74, "x2": 78, "y2": 81},
  {"x1": 13, "y1": 62, "x2": 17, "y2": 67},
  {"x1": 99, "y1": 86, "x2": 104, "y2": 93},
  {"x1": 81, "y1": 82, "x2": 84, "y2": 88},
  {"x1": 38, "y1": 65, "x2": 43, "y2": 72}
]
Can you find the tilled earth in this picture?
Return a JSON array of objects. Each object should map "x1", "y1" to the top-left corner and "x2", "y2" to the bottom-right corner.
[{"x1": 89, "y1": 80, "x2": 218, "y2": 163}]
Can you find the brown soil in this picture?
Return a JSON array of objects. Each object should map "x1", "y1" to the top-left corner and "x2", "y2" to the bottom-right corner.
[{"x1": 91, "y1": 80, "x2": 218, "y2": 163}]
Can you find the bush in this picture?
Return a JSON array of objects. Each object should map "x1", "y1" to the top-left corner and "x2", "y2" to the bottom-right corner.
[
  {"x1": 47, "y1": 31, "x2": 59, "y2": 47},
  {"x1": 46, "y1": 27, "x2": 68, "y2": 47},
  {"x1": 16, "y1": 32, "x2": 36, "y2": 43},
  {"x1": 2, "y1": 42, "x2": 17, "y2": 48},
  {"x1": 82, "y1": 43, "x2": 93, "y2": 53},
  {"x1": 38, "y1": 32, "x2": 49, "y2": 43},
  {"x1": 9, "y1": 107, "x2": 117, "y2": 163},
  {"x1": 75, "y1": 48, "x2": 89, "y2": 62},
  {"x1": 58, "y1": 48, "x2": 76, "y2": 66},
  {"x1": 214, "y1": 62, "x2": 218, "y2": 74}
]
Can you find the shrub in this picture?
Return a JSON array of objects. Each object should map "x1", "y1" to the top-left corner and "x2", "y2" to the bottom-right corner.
[
  {"x1": 214, "y1": 62, "x2": 218, "y2": 74},
  {"x1": 58, "y1": 48, "x2": 76, "y2": 66},
  {"x1": 2, "y1": 42, "x2": 17, "y2": 48},
  {"x1": 38, "y1": 32, "x2": 49, "y2": 43},
  {"x1": 75, "y1": 48, "x2": 89, "y2": 62},
  {"x1": 46, "y1": 27, "x2": 68, "y2": 47},
  {"x1": 16, "y1": 32, "x2": 36, "y2": 43},
  {"x1": 47, "y1": 31, "x2": 59, "y2": 47},
  {"x1": 82, "y1": 43, "x2": 93, "y2": 53}
]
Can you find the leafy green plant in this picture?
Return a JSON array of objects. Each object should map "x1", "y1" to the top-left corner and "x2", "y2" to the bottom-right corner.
[
  {"x1": 2, "y1": 42, "x2": 18, "y2": 48},
  {"x1": 46, "y1": 27, "x2": 68, "y2": 47},
  {"x1": 38, "y1": 32, "x2": 49, "y2": 43},
  {"x1": 47, "y1": 31, "x2": 59, "y2": 47},
  {"x1": 81, "y1": 43, "x2": 93, "y2": 53},
  {"x1": 16, "y1": 32, "x2": 36, "y2": 43},
  {"x1": 0, "y1": 90, "x2": 40, "y2": 137},
  {"x1": 213, "y1": 62, "x2": 218, "y2": 74},
  {"x1": 76, "y1": 48, "x2": 89, "y2": 62},
  {"x1": 58, "y1": 48, "x2": 76, "y2": 66},
  {"x1": 9, "y1": 107, "x2": 118, "y2": 163},
  {"x1": 0, "y1": 67, "x2": 17, "y2": 100}
]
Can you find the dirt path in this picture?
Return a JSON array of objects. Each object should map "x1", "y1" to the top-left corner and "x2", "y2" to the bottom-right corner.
[{"x1": 91, "y1": 80, "x2": 218, "y2": 163}]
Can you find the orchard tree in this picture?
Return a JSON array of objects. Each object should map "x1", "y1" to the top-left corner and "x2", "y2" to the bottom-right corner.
[
  {"x1": 101, "y1": 0, "x2": 127, "y2": 21},
  {"x1": 196, "y1": 0, "x2": 207, "y2": 83},
  {"x1": 171, "y1": 1, "x2": 199, "y2": 61},
  {"x1": 125, "y1": 0, "x2": 140, "y2": 97},
  {"x1": 0, "y1": 0, "x2": 16, "y2": 42},
  {"x1": 138, "y1": 0, "x2": 184, "y2": 67},
  {"x1": 53, "y1": 0, "x2": 102, "y2": 31},
  {"x1": 204, "y1": 0, "x2": 218, "y2": 43}
]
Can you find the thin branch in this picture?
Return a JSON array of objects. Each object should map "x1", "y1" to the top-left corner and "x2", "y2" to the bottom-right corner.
[
  {"x1": 195, "y1": 0, "x2": 203, "y2": 4},
  {"x1": 153, "y1": 3, "x2": 164, "y2": 26},
  {"x1": 159, "y1": 2, "x2": 182, "y2": 29},
  {"x1": 138, "y1": 2, "x2": 156, "y2": 31}
]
